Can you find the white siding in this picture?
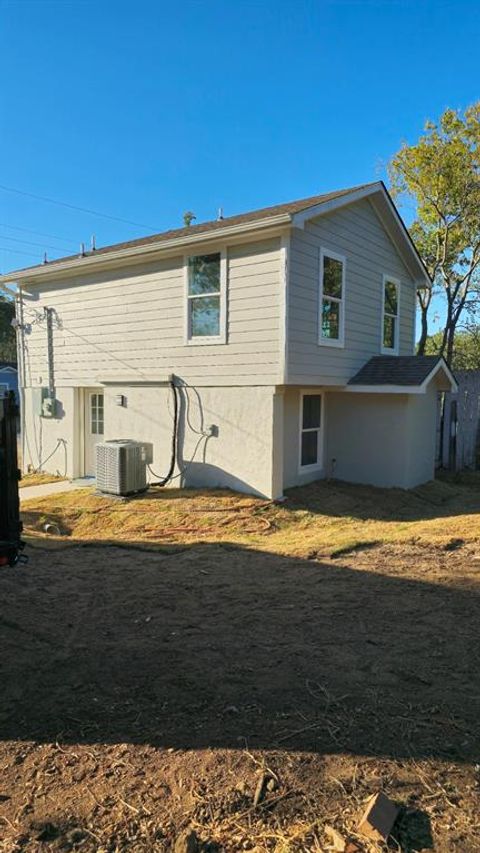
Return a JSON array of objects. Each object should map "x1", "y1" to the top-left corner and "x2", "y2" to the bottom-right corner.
[
  {"x1": 287, "y1": 198, "x2": 417, "y2": 385},
  {"x1": 22, "y1": 238, "x2": 282, "y2": 388}
]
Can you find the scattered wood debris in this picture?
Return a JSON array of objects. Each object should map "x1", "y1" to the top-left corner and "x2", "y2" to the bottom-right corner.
[{"x1": 324, "y1": 823, "x2": 347, "y2": 850}]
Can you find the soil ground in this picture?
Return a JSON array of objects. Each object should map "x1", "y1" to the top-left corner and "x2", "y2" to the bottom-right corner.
[{"x1": 1, "y1": 479, "x2": 479, "y2": 852}]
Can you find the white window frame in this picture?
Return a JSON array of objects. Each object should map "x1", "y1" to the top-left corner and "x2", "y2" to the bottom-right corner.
[
  {"x1": 298, "y1": 390, "x2": 325, "y2": 474},
  {"x1": 381, "y1": 274, "x2": 400, "y2": 355},
  {"x1": 184, "y1": 248, "x2": 227, "y2": 345},
  {"x1": 318, "y1": 248, "x2": 346, "y2": 348},
  {"x1": 0, "y1": 383, "x2": 9, "y2": 393},
  {"x1": 90, "y1": 392, "x2": 104, "y2": 436}
]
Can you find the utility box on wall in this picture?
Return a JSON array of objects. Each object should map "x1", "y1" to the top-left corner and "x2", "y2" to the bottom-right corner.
[{"x1": 33, "y1": 387, "x2": 58, "y2": 419}]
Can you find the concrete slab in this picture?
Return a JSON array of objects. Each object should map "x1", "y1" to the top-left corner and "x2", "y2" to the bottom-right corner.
[{"x1": 20, "y1": 478, "x2": 95, "y2": 502}]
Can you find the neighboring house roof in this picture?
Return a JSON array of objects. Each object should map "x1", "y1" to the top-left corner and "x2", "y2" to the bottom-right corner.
[
  {"x1": 348, "y1": 355, "x2": 457, "y2": 393},
  {"x1": 0, "y1": 362, "x2": 17, "y2": 372},
  {"x1": 0, "y1": 181, "x2": 430, "y2": 288}
]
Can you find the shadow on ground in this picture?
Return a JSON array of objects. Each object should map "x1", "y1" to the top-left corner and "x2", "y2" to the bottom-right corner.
[
  {"x1": 285, "y1": 474, "x2": 480, "y2": 525},
  {"x1": 0, "y1": 540, "x2": 477, "y2": 763}
]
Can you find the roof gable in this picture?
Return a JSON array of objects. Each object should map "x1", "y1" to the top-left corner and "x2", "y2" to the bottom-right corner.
[
  {"x1": 348, "y1": 355, "x2": 457, "y2": 393},
  {"x1": 0, "y1": 181, "x2": 429, "y2": 288}
]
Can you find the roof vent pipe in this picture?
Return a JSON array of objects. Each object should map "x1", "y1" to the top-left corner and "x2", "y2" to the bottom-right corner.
[
  {"x1": 91, "y1": 235, "x2": 96, "y2": 252},
  {"x1": 80, "y1": 242, "x2": 86, "y2": 257},
  {"x1": 217, "y1": 207, "x2": 224, "y2": 221}
]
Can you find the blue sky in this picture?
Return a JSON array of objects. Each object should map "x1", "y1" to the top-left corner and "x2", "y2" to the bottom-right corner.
[{"x1": 1, "y1": 0, "x2": 479, "y2": 332}]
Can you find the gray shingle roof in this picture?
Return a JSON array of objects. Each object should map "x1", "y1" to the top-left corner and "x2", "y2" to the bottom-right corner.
[
  {"x1": 6, "y1": 182, "x2": 376, "y2": 276},
  {"x1": 348, "y1": 356, "x2": 445, "y2": 386}
]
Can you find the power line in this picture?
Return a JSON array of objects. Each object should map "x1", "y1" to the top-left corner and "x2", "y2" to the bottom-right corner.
[
  {"x1": 0, "y1": 222, "x2": 77, "y2": 246},
  {"x1": 0, "y1": 183, "x2": 156, "y2": 230},
  {"x1": 0, "y1": 246, "x2": 42, "y2": 259},
  {"x1": 0, "y1": 233, "x2": 72, "y2": 252}
]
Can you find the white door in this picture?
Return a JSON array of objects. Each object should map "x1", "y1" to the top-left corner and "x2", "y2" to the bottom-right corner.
[{"x1": 84, "y1": 389, "x2": 104, "y2": 476}]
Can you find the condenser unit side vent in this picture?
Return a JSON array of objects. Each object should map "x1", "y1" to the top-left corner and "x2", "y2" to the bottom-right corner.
[{"x1": 96, "y1": 439, "x2": 153, "y2": 496}]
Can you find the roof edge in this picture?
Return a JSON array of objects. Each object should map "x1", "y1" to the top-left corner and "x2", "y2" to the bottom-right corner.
[
  {"x1": 0, "y1": 180, "x2": 431, "y2": 289},
  {"x1": 0, "y1": 213, "x2": 292, "y2": 285},
  {"x1": 346, "y1": 355, "x2": 457, "y2": 394}
]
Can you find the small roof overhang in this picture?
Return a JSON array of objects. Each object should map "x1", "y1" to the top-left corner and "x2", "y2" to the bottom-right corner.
[{"x1": 346, "y1": 355, "x2": 458, "y2": 395}]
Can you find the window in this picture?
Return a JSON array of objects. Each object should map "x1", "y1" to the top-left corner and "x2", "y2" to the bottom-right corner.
[
  {"x1": 91, "y1": 393, "x2": 104, "y2": 436},
  {"x1": 299, "y1": 392, "x2": 323, "y2": 470},
  {"x1": 382, "y1": 276, "x2": 400, "y2": 353},
  {"x1": 319, "y1": 249, "x2": 345, "y2": 347},
  {"x1": 186, "y1": 251, "x2": 226, "y2": 343}
]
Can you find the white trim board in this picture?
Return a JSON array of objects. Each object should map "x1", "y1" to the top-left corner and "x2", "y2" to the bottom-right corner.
[{"x1": 279, "y1": 233, "x2": 290, "y2": 384}]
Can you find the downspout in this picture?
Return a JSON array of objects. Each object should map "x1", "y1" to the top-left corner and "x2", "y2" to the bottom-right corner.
[
  {"x1": 280, "y1": 232, "x2": 290, "y2": 384},
  {"x1": 15, "y1": 287, "x2": 27, "y2": 474}
]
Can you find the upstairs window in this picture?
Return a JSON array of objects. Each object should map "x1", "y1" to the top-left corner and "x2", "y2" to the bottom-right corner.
[
  {"x1": 299, "y1": 392, "x2": 323, "y2": 470},
  {"x1": 319, "y1": 249, "x2": 345, "y2": 347},
  {"x1": 382, "y1": 276, "x2": 400, "y2": 353},
  {"x1": 186, "y1": 251, "x2": 226, "y2": 343}
]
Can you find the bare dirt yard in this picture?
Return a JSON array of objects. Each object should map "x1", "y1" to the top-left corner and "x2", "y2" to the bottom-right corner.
[{"x1": 1, "y1": 477, "x2": 479, "y2": 852}]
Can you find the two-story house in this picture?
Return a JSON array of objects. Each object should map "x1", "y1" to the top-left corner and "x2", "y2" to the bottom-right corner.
[{"x1": 1, "y1": 181, "x2": 456, "y2": 498}]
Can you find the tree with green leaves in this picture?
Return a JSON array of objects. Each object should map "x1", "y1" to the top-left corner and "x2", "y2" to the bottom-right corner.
[
  {"x1": 0, "y1": 296, "x2": 16, "y2": 362},
  {"x1": 389, "y1": 103, "x2": 480, "y2": 363},
  {"x1": 425, "y1": 325, "x2": 480, "y2": 371}
]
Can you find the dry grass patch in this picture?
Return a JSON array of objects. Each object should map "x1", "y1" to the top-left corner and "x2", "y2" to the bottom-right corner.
[
  {"x1": 20, "y1": 473, "x2": 480, "y2": 558},
  {"x1": 21, "y1": 486, "x2": 278, "y2": 548},
  {"x1": 20, "y1": 472, "x2": 67, "y2": 489}
]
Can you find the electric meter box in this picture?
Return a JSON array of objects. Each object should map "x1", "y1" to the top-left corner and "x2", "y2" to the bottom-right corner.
[{"x1": 33, "y1": 387, "x2": 57, "y2": 419}]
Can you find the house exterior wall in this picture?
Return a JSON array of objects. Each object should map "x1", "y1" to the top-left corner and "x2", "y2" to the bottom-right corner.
[
  {"x1": 287, "y1": 198, "x2": 417, "y2": 385},
  {"x1": 283, "y1": 386, "x2": 437, "y2": 492},
  {"x1": 22, "y1": 386, "x2": 78, "y2": 478},
  {"x1": 22, "y1": 383, "x2": 282, "y2": 498},
  {"x1": 404, "y1": 384, "x2": 438, "y2": 486},
  {"x1": 16, "y1": 202, "x2": 435, "y2": 497},
  {"x1": 21, "y1": 236, "x2": 283, "y2": 389},
  {"x1": 325, "y1": 392, "x2": 411, "y2": 488},
  {"x1": 325, "y1": 390, "x2": 437, "y2": 489}
]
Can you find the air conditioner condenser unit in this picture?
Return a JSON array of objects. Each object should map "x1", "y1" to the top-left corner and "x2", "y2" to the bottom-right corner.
[{"x1": 96, "y1": 439, "x2": 153, "y2": 497}]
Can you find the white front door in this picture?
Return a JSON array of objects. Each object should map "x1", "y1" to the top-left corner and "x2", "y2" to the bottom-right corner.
[{"x1": 84, "y1": 389, "x2": 104, "y2": 476}]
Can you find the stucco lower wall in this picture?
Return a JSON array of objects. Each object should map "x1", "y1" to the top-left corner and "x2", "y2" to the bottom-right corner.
[
  {"x1": 405, "y1": 385, "x2": 438, "y2": 487},
  {"x1": 104, "y1": 384, "x2": 279, "y2": 497},
  {"x1": 22, "y1": 384, "x2": 281, "y2": 498},
  {"x1": 22, "y1": 386, "x2": 79, "y2": 479},
  {"x1": 325, "y1": 391, "x2": 437, "y2": 489}
]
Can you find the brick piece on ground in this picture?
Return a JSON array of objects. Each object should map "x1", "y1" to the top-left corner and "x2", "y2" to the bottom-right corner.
[{"x1": 357, "y1": 792, "x2": 399, "y2": 841}]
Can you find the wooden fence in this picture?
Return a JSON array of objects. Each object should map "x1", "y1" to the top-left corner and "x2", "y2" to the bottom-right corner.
[{"x1": 436, "y1": 370, "x2": 480, "y2": 471}]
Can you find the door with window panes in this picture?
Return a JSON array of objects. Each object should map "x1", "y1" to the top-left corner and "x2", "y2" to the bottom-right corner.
[
  {"x1": 84, "y1": 389, "x2": 104, "y2": 476},
  {"x1": 299, "y1": 393, "x2": 323, "y2": 472}
]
